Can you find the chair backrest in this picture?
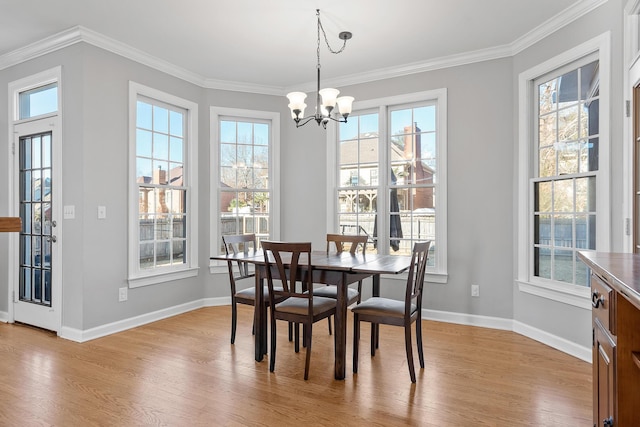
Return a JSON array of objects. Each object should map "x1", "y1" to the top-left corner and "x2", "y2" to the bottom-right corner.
[
  {"x1": 261, "y1": 241, "x2": 314, "y2": 308},
  {"x1": 326, "y1": 233, "x2": 368, "y2": 255},
  {"x1": 222, "y1": 234, "x2": 256, "y2": 293},
  {"x1": 405, "y1": 241, "x2": 431, "y2": 315}
]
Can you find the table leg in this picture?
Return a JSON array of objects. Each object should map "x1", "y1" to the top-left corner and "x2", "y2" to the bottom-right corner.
[
  {"x1": 254, "y1": 268, "x2": 267, "y2": 362},
  {"x1": 334, "y1": 272, "x2": 348, "y2": 380}
]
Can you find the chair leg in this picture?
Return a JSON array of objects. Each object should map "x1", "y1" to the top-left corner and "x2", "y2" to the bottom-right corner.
[
  {"x1": 304, "y1": 323, "x2": 312, "y2": 380},
  {"x1": 416, "y1": 318, "x2": 425, "y2": 369},
  {"x1": 294, "y1": 323, "x2": 300, "y2": 353},
  {"x1": 370, "y1": 323, "x2": 377, "y2": 356},
  {"x1": 327, "y1": 316, "x2": 332, "y2": 335},
  {"x1": 269, "y1": 316, "x2": 277, "y2": 373},
  {"x1": 231, "y1": 301, "x2": 237, "y2": 344},
  {"x1": 353, "y1": 314, "x2": 360, "y2": 374},
  {"x1": 288, "y1": 322, "x2": 293, "y2": 341},
  {"x1": 405, "y1": 324, "x2": 416, "y2": 383}
]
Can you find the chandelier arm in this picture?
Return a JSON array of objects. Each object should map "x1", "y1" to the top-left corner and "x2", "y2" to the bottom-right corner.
[{"x1": 294, "y1": 115, "x2": 319, "y2": 128}]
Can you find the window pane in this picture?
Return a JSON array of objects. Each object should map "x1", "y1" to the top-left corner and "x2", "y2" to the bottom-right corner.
[
  {"x1": 558, "y1": 105, "x2": 579, "y2": 142},
  {"x1": 19, "y1": 83, "x2": 57, "y2": 119},
  {"x1": 170, "y1": 137, "x2": 183, "y2": 163},
  {"x1": 137, "y1": 101, "x2": 152, "y2": 130},
  {"x1": 553, "y1": 179, "x2": 573, "y2": 212},
  {"x1": 535, "y1": 182, "x2": 552, "y2": 212},
  {"x1": 539, "y1": 146, "x2": 557, "y2": 178},
  {"x1": 137, "y1": 130, "x2": 152, "y2": 158},
  {"x1": 153, "y1": 106, "x2": 169, "y2": 134},
  {"x1": 553, "y1": 249, "x2": 573, "y2": 284},
  {"x1": 154, "y1": 133, "x2": 169, "y2": 160},
  {"x1": 535, "y1": 247, "x2": 551, "y2": 280},
  {"x1": 169, "y1": 110, "x2": 183, "y2": 137},
  {"x1": 539, "y1": 114, "x2": 557, "y2": 147}
]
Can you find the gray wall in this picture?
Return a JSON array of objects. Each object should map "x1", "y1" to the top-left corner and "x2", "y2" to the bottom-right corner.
[
  {"x1": 0, "y1": 0, "x2": 627, "y2": 351},
  {"x1": 510, "y1": 0, "x2": 624, "y2": 346}
]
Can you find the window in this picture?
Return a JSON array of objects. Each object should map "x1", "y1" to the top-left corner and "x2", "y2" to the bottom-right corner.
[
  {"x1": 210, "y1": 107, "x2": 280, "y2": 268},
  {"x1": 533, "y1": 60, "x2": 599, "y2": 287},
  {"x1": 331, "y1": 90, "x2": 447, "y2": 280},
  {"x1": 19, "y1": 82, "x2": 58, "y2": 120},
  {"x1": 517, "y1": 33, "x2": 610, "y2": 306},
  {"x1": 128, "y1": 82, "x2": 198, "y2": 287}
]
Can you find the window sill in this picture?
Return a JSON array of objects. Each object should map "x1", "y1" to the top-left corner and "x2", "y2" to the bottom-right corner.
[
  {"x1": 516, "y1": 279, "x2": 591, "y2": 309},
  {"x1": 128, "y1": 267, "x2": 199, "y2": 288}
]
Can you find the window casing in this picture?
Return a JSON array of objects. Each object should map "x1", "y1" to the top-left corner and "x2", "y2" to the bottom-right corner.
[
  {"x1": 128, "y1": 82, "x2": 199, "y2": 287},
  {"x1": 329, "y1": 90, "x2": 447, "y2": 281},
  {"x1": 517, "y1": 33, "x2": 610, "y2": 307},
  {"x1": 210, "y1": 107, "x2": 280, "y2": 271}
]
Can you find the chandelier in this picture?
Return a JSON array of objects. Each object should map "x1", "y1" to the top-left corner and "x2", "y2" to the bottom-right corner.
[{"x1": 286, "y1": 10, "x2": 354, "y2": 129}]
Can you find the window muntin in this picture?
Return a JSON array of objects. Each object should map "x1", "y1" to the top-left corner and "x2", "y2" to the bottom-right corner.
[
  {"x1": 336, "y1": 96, "x2": 443, "y2": 272},
  {"x1": 136, "y1": 97, "x2": 187, "y2": 270},
  {"x1": 19, "y1": 82, "x2": 58, "y2": 120},
  {"x1": 218, "y1": 118, "x2": 271, "y2": 251},
  {"x1": 533, "y1": 60, "x2": 599, "y2": 287}
]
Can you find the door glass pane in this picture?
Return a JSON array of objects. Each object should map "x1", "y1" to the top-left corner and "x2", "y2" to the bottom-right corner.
[{"x1": 19, "y1": 132, "x2": 53, "y2": 307}]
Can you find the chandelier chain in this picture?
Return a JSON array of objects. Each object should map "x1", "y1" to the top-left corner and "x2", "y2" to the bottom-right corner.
[{"x1": 317, "y1": 10, "x2": 348, "y2": 62}]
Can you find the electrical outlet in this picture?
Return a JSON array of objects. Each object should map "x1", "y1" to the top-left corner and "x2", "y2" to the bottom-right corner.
[
  {"x1": 118, "y1": 287, "x2": 128, "y2": 302},
  {"x1": 471, "y1": 284, "x2": 480, "y2": 297}
]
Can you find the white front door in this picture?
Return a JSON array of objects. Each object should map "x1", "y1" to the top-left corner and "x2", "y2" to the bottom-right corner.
[{"x1": 12, "y1": 117, "x2": 62, "y2": 332}]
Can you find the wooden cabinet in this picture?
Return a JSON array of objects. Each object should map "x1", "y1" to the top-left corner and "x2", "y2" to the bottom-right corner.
[{"x1": 580, "y1": 252, "x2": 640, "y2": 427}]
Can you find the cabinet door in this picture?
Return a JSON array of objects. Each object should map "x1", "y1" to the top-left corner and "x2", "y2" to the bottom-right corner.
[{"x1": 594, "y1": 322, "x2": 616, "y2": 426}]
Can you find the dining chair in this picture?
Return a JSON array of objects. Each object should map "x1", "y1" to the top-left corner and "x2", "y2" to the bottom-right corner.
[
  {"x1": 351, "y1": 240, "x2": 431, "y2": 383},
  {"x1": 262, "y1": 241, "x2": 337, "y2": 380},
  {"x1": 313, "y1": 233, "x2": 368, "y2": 335},
  {"x1": 222, "y1": 234, "x2": 291, "y2": 345}
]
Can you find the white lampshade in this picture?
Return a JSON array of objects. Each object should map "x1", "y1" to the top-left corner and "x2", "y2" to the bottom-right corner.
[
  {"x1": 286, "y1": 92, "x2": 308, "y2": 112},
  {"x1": 336, "y1": 96, "x2": 354, "y2": 116},
  {"x1": 319, "y1": 88, "x2": 340, "y2": 110}
]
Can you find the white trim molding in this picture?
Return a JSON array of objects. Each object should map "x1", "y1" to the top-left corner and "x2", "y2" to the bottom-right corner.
[{"x1": 0, "y1": 1, "x2": 609, "y2": 96}]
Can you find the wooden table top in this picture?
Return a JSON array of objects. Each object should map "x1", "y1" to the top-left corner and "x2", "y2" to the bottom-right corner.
[
  {"x1": 0, "y1": 217, "x2": 21, "y2": 232},
  {"x1": 212, "y1": 250, "x2": 412, "y2": 275}
]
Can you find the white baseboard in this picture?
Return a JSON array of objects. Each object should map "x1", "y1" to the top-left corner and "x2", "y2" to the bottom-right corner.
[
  {"x1": 58, "y1": 296, "x2": 230, "y2": 343},
  {"x1": 512, "y1": 320, "x2": 591, "y2": 362},
  {"x1": 422, "y1": 308, "x2": 591, "y2": 363},
  {"x1": 5, "y1": 299, "x2": 590, "y2": 362}
]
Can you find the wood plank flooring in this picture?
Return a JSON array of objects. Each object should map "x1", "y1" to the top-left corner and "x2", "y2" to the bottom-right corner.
[{"x1": 0, "y1": 306, "x2": 591, "y2": 426}]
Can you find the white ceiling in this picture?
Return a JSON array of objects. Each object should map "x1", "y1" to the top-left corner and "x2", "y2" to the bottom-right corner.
[{"x1": 0, "y1": 0, "x2": 597, "y2": 93}]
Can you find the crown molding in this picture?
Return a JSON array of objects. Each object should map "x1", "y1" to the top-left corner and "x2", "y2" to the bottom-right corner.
[
  {"x1": 510, "y1": 0, "x2": 609, "y2": 55},
  {"x1": 0, "y1": 0, "x2": 609, "y2": 95}
]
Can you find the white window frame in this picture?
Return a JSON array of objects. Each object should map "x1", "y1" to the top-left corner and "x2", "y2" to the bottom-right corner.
[
  {"x1": 326, "y1": 89, "x2": 448, "y2": 283},
  {"x1": 128, "y1": 82, "x2": 199, "y2": 288},
  {"x1": 209, "y1": 107, "x2": 280, "y2": 273},
  {"x1": 516, "y1": 33, "x2": 610, "y2": 308}
]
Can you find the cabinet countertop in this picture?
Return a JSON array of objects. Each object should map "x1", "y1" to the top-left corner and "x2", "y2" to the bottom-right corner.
[{"x1": 578, "y1": 251, "x2": 640, "y2": 310}]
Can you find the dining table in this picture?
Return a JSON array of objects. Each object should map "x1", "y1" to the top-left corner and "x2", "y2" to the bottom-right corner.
[{"x1": 211, "y1": 248, "x2": 413, "y2": 380}]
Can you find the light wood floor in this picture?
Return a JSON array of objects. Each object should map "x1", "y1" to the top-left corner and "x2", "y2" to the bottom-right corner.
[{"x1": 0, "y1": 306, "x2": 591, "y2": 426}]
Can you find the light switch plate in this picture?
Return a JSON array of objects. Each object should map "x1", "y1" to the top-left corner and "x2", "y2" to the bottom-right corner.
[
  {"x1": 98, "y1": 205, "x2": 106, "y2": 219},
  {"x1": 63, "y1": 205, "x2": 75, "y2": 219}
]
